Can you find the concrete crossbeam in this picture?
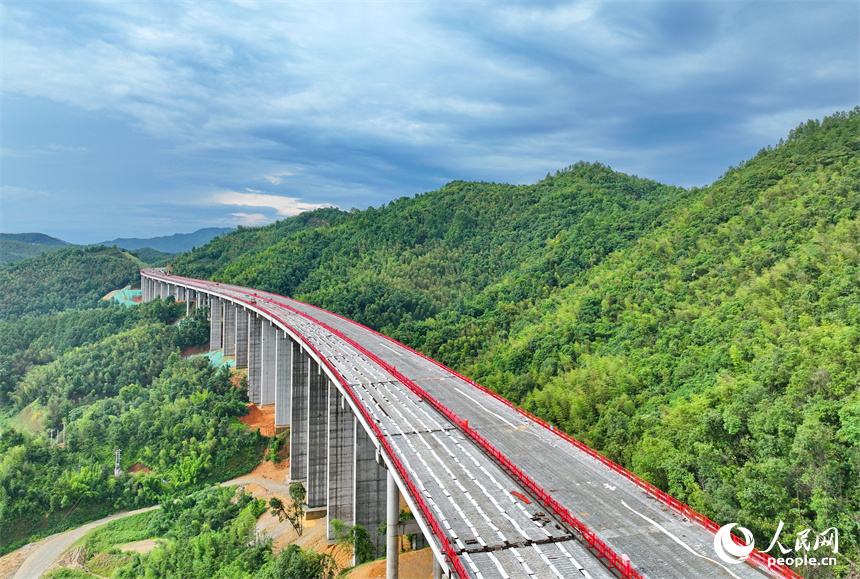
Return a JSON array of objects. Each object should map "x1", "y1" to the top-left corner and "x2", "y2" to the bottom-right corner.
[
  {"x1": 307, "y1": 362, "x2": 328, "y2": 510},
  {"x1": 261, "y1": 322, "x2": 277, "y2": 405},
  {"x1": 290, "y1": 346, "x2": 309, "y2": 482},
  {"x1": 235, "y1": 309, "x2": 249, "y2": 368},
  {"x1": 248, "y1": 316, "x2": 262, "y2": 405},
  {"x1": 274, "y1": 331, "x2": 292, "y2": 429},
  {"x1": 327, "y1": 387, "x2": 355, "y2": 542}
]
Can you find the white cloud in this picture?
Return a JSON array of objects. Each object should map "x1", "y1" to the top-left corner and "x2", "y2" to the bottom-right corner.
[
  {"x1": 231, "y1": 212, "x2": 272, "y2": 226},
  {"x1": 212, "y1": 191, "x2": 330, "y2": 216},
  {"x1": 0, "y1": 185, "x2": 49, "y2": 201},
  {"x1": 263, "y1": 171, "x2": 296, "y2": 185}
]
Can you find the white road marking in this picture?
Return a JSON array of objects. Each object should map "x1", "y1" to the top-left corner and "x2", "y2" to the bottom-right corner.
[
  {"x1": 454, "y1": 387, "x2": 517, "y2": 428},
  {"x1": 619, "y1": 500, "x2": 745, "y2": 579}
]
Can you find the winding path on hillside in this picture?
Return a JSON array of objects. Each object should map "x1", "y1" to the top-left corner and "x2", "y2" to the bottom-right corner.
[{"x1": 6, "y1": 470, "x2": 294, "y2": 579}]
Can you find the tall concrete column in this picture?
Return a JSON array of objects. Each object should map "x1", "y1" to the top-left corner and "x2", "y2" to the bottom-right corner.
[
  {"x1": 355, "y1": 425, "x2": 387, "y2": 558},
  {"x1": 186, "y1": 295, "x2": 190, "y2": 316},
  {"x1": 290, "y1": 346, "x2": 309, "y2": 482},
  {"x1": 223, "y1": 302, "x2": 237, "y2": 356},
  {"x1": 209, "y1": 297, "x2": 223, "y2": 351},
  {"x1": 307, "y1": 363, "x2": 329, "y2": 510},
  {"x1": 160, "y1": 282, "x2": 168, "y2": 300},
  {"x1": 235, "y1": 310, "x2": 249, "y2": 368},
  {"x1": 387, "y1": 471, "x2": 400, "y2": 579},
  {"x1": 248, "y1": 316, "x2": 262, "y2": 405},
  {"x1": 327, "y1": 386, "x2": 355, "y2": 542},
  {"x1": 274, "y1": 332, "x2": 292, "y2": 431},
  {"x1": 261, "y1": 322, "x2": 277, "y2": 405}
]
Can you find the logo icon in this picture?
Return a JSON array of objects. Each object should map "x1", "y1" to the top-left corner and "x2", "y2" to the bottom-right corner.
[{"x1": 714, "y1": 523, "x2": 755, "y2": 564}]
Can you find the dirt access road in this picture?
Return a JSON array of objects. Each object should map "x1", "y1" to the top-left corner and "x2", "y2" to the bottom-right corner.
[{"x1": 3, "y1": 461, "x2": 294, "y2": 579}]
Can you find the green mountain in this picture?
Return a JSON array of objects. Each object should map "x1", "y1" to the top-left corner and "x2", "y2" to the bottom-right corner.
[
  {"x1": 97, "y1": 227, "x2": 234, "y2": 253},
  {"x1": 0, "y1": 246, "x2": 141, "y2": 320},
  {"x1": 0, "y1": 233, "x2": 72, "y2": 265},
  {"x1": 171, "y1": 108, "x2": 860, "y2": 571},
  {"x1": 0, "y1": 232, "x2": 71, "y2": 246}
]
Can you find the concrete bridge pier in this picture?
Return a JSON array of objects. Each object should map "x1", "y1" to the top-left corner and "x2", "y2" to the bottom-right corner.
[
  {"x1": 210, "y1": 298, "x2": 223, "y2": 350},
  {"x1": 261, "y1": 322, "x2": 277, "y2": 405},
  {"x1": 248, "y1": 316, "x2": 262, "y2": 404},
  {"x1": 387, "y1": 471, "x2": 400, "y2": 579},
  {"x1": 224, "y1": 303, "x2": 237, "y2": 356},
  {"x1": 235, "y1": 310, "x2": 249, "y2": 368},
  {"x1": 274, "y1": 331, "x2": 292, "y2": 433},
  {"x1": 290, "y1": 346, "x2": 309, "y2": 483},
  {"x1": 327, "y1": 386, "x2": 355, "y2": 542},
  {"x1": 307, "y1": 362, "x2": 328, "y2": 511},
  {"x1": 354, "y1": 425, "x2": 387, "y2": 559}
]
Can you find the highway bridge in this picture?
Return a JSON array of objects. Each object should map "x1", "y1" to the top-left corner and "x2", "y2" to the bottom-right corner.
[{"x1": 141, "y1": 269, "x2": 800, "y2": 579}]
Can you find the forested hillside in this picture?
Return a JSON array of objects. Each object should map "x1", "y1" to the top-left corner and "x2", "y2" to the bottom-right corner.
[
  {"x1": 172, "y1": 108, "x2": 860, "y2": 575},
  {"x1": 174, "y1": 164, "x2": 690, "y2": 334},
  {"x1": 478, "y1": 110, "x2": 860, "y2": 569},
  {"x1": 0, "y1": 246, "x2": 140, "y2": 319},
  {"x1": 0, "y1": 233, "x2": 71, "y2": 265},
  {"x1": 0, "y1": 245, "x2": 266, "y2": 556}
]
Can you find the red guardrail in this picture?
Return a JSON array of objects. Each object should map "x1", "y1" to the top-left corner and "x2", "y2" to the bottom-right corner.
[
  {"x1": 289, "y1": 295, "x2": 803, "y2": 579},
  {"x1": 142, "y1": 271, "x2": 471, "y2": 578},
  {"x1": 146, "y1": 271, "x2": 801, "y2": 579},
  {"x1": 273, "y1": 298, "x2": 644, "y2": 579}
]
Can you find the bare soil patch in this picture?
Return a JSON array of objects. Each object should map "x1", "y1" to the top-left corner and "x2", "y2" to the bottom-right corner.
[
  {"x1": 0, "y1": 546, "x2": 32, "y2": 579},
  {"x1": 117, "y1": 539, "x2": 159, "y2": 554},
  {"x1": 181, "y1": 344, "x2": 209, "y2": 357},
  {"x1": 344, "y1": 548, "x2": 433, "y2": 579},
  {"x1": 127, "y1": 462, "x2": 151, "y2": 474},
  {"x1": 240, "y1": 403, "x2": 275, "y2": 437}
]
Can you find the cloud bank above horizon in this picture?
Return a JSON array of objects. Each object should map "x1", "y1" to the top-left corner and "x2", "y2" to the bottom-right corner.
[{"x1": 1, "y1": 1, "x2": 857, "y2": 243}]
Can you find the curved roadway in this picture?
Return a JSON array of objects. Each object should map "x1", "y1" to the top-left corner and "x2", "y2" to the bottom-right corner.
[{"x1": 145, "y1": 270, "x2": 786, "y2": 579}]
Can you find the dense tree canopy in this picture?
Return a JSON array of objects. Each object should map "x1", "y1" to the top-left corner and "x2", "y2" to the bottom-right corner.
[{"x1": 170, "y1": 108, "x2": 860, "y2": 576}]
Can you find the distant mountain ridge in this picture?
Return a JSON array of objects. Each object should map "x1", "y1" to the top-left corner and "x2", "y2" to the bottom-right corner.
[
  {"x1": 0, "y1": 233, "x2": 73, "y2": 264},
  {"x1": 97, "y1": 227, "x2": 233, "y2": 253},
  {"x1": 0, "y1": 232, "x2": 71, "y2": 246}
]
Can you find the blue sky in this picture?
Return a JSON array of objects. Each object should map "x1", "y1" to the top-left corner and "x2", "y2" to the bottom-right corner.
[{"x1": 1, "y1": 1, "x2": 858, "y2": 244}]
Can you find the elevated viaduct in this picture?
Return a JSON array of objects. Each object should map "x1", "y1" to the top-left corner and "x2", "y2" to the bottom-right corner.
[{"x1": 141, "y1": 269, "x2": 800, "y2": 579}]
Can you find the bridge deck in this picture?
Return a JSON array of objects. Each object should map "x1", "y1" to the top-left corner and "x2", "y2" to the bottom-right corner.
[
  {"x1": 208, "y1": 283, "x2": 615, "y2": 579},
  {"x1": 281, "y1": 294, "x2": 775, "y2": 579},
  {"x1": 148, "y1": 273, "x2": 779, "y2": 579}
]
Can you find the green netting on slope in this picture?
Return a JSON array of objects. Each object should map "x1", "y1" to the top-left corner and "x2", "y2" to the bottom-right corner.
[
  {"x1": 104, "y1": 286, "x2": 142, "y2": 307},
  {"x1": 188, "y1": 349, "x2": 236, "y2": 368}
]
